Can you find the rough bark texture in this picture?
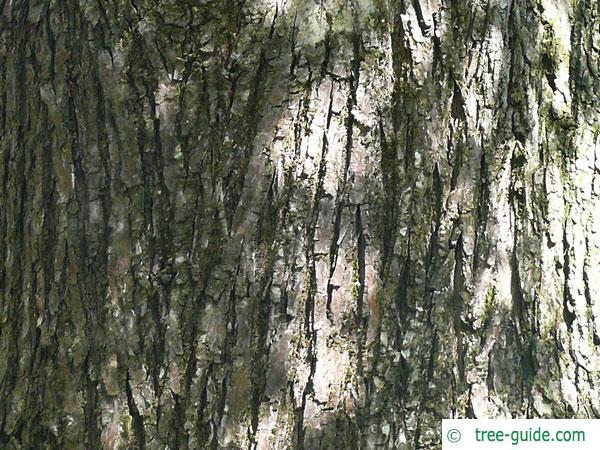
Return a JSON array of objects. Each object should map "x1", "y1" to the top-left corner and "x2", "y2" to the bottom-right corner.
[{"x1": 1, "y1": 0, "x2": 599, "y2": 449}]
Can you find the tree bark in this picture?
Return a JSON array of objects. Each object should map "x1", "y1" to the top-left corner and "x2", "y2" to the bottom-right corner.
[{"x1": 1, "y1": 0, "x2": 599, "y2": 449}]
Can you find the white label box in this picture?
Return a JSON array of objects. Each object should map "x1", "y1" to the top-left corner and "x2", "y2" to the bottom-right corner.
[{"x1": 442, "y1": 419, "x2": 599, "y2": 449}]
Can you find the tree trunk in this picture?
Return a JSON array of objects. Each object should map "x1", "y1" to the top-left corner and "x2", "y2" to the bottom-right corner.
[{"x1": 1, "y1": 0, "x2": 599, "y2": 449}]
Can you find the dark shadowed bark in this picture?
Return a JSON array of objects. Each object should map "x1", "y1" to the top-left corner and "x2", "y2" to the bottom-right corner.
[{"x1": 1, "y1": 0, "x2": 599, "y2": 449}]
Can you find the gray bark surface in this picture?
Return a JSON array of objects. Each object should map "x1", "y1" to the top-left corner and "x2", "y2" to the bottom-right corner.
[{"x1": 1, "y1": 0, "x2": 599, "y2": 449}]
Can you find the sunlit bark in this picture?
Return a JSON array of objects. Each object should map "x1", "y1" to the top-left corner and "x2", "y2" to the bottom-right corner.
[{"x1": 1, "y1": 0, "x2": 599, "y2": 449}]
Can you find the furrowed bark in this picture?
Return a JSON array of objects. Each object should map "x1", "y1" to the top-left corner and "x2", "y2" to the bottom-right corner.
[{"x1": 1, "y1": 0, "x2": 599, "y2": 449}]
